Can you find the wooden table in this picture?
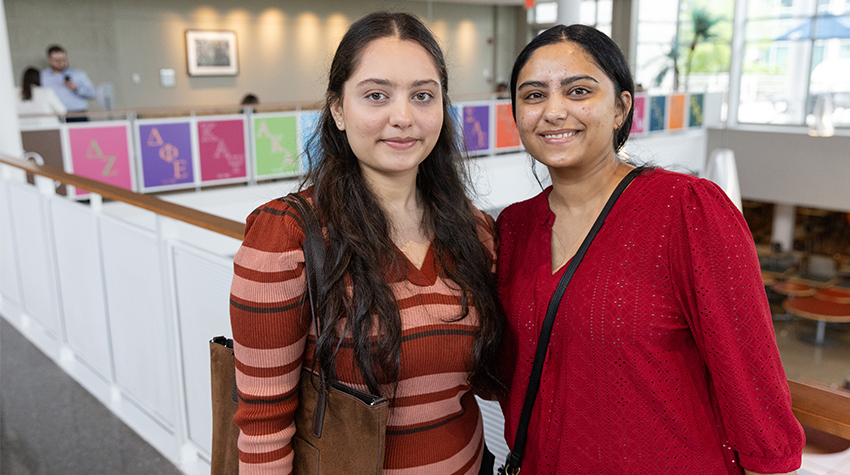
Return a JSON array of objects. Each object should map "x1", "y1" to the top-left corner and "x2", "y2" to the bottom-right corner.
[
  {"x1": 783, "y1": 297, "x2": 850, "y2": 346},
  {"x1": 772, "y1": 282, "x2": 816, "y2": 297},
  {"x1": 815, "y1": 287, "x2": 850, "y2": 304},
  {"x1": 761, "y1": 271, "x2": 777, "y2": 287}
]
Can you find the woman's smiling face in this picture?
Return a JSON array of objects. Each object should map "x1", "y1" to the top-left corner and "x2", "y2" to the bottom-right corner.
[
  {"x1": 331, "y1": 37, "x2": 443, "y2": 182},
  {"x1": 514, "y1": 41, "x2": 631, "y2": 171}
]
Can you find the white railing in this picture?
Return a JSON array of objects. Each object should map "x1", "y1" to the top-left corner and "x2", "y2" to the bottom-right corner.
[{"x1": 0, "y1": 154, "x2": 528, "y2": 474}]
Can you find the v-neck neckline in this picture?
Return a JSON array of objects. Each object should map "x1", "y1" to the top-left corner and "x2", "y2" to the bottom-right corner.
[{"x1": 392, "y1": 240, "x2": 438, "y2": 286}]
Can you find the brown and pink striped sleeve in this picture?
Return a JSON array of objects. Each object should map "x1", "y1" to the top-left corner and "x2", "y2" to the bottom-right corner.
[{"x1": 229, "y1": 197, "x2": 310, "y2": 475}]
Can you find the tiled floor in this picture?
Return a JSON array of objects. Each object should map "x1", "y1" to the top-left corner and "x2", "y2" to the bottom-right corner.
[
  {"x1": 774, "y1": 317, "x2": 850, "y2": 389},
  {"x1": 801, "y1": 429, "x2": 850, "y2": 475},
  {"x1": 0, "y1": 318, "x2": 181, "y2": 475}
]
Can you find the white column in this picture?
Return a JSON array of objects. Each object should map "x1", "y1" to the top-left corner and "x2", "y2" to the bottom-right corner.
[
  {"x1": 611, "y1": 0, "x2": 639, "y2": 73},
  {"x1": 557, "y1": 0, "x2": 582, "y2": 26},
  {"x1": 726, "y1": 0, "x2": 747, "y2": 127},
  {"x1": 771, "y1": 203, "x2": 796, "y2": 253},
  {"x1": 787, "y1": 0, "x2": 814, "y2": 124},
  {"x1": 0, "y1": 0, "x2": 23, "y2": 158}
]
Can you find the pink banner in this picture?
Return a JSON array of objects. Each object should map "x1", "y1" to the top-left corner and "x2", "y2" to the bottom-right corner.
[
  {"x1": 68, "y1": 125, "x2": 133, "y2": 196},
  {"x1": 631, "y1": 96, "x2": 646, "y2": 135},
  {"x1": 197, "y1": 119, "x2": 247, "y2": 182}
]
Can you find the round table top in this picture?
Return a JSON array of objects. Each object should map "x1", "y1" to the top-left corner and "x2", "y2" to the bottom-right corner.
[
  {"x1": 815, "y1": 287, "x2": 850, "y2": 304},
  {"x1": 783, "y1": 297, "x2": 850, "y2": 322},
  {"x1": 771, "y1": 281, "x2": 816, "y2": 297}
]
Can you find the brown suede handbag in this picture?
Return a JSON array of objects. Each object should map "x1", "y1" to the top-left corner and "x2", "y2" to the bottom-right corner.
[
  {"x1": 209, "y1": 336, "x2": 240, "y2": 475},
  {"x1": 210, "y1": 193, "x2": 389, "y2": 475}
]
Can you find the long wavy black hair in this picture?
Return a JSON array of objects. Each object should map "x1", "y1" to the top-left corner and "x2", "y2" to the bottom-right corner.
[{"x1": 301, "y1": 12, "x2": 505, "y2": 399}]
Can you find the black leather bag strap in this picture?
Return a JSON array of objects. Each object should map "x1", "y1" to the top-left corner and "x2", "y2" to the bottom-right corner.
[
  {"x1": 283, "y1": 193, "x2": 331, "y2": 437},
  {"x1": 503, "y1": 167, "x2": 644, "y2": 474}
]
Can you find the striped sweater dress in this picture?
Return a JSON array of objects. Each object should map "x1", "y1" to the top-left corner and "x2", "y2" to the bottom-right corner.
[{"x1": 229, "y1": 190, "x2": 495, "y2": 474}]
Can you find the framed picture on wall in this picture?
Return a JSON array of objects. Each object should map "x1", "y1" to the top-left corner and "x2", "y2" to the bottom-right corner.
[{"x1": 185, "y1": 30, "x2": 238, "y2": 76}]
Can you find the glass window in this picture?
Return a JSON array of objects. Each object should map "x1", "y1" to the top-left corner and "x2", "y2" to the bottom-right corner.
[
  {"x1": 812, "y1": 43, "x2": 827, "y2": 68},
  {"x1": 636, "y1": 43, "x2": 680, "y2": 90},
  {"x1": 749, "y1": 0, "x2": 817, "y2": 20},
  {"x1": 814, "y1": 14, "x2": 850, "y2": 38},
  {"x1": 640, "y1": 0, "x2": 680, "y2": 22},
  {"x1": 635, "y1": 0, "x2": 733, "y2": 93},
  {"x1": 581, "y1": 1, "x2": 597, "y2": 24},
  {"x1": 739, "y1": 40, "x2": 812, "y2": 124},
  {"x1": 534, "y1": 2, "x2": 558, "y2": 24},
  {"x1": 746, "y1": 18, "x2": 812, "y2": 41},
  {"x1": 598, "y1": 0, "x2": 614, "y2": 23},
  {"x1": 740, "y1": 3, "x2": 850, "y2": 125},
  {"x1": 527, "y1": 0, "x2": 612, "y2": 29},
  {"x1": 809, "y1": 39, "x2": 850, "y2": 126},
  {"x1": 638, "y1": 22, "x2": 679, "y2": 43}
]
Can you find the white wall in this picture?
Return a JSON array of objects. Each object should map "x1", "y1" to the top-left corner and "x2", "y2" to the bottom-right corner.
[
  {"x1": 706, "y1": 127, "x2": 850, "y2": 212},
  {"x1": 4, "y1": 0, "x2": 523, "y2": 110}
]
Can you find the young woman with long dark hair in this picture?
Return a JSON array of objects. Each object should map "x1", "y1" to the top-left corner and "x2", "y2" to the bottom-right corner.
[
  {"x1": 497, "y1": 24, "x2": 804, "y2": 475},
  {"x1": 230, "y1": 12, "x2": 504, "y2": 474}
]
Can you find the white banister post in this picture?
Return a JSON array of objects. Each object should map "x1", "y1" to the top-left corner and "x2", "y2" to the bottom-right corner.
[{"x1": 0, "y1": 0, "x2": 23, "y2": 158}]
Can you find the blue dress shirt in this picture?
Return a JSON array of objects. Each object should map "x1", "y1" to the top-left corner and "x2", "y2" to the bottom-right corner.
[{"x1": 40, "y1": 68, "x2": 95, "y2": 112}]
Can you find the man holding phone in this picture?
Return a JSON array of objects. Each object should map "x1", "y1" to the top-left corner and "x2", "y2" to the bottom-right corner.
[{"x1": 40, "y1": 45, "x2": 95, "y2": 122}]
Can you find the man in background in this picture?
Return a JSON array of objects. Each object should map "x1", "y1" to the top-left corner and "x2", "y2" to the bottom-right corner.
[{"x1": 40, "y1": 45, "x2": 95, "y2": 122}]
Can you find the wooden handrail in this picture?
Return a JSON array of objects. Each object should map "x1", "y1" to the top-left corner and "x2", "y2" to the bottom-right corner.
[
  {"x1": 0, "y1": 153, "x2": 244, "y2": 240},
  {"x1": 790, "y1": 380, "x2": 850, "y2": 440},
  {"x1": 3, "y1": 151, "x2": 850, "y2": 441}
]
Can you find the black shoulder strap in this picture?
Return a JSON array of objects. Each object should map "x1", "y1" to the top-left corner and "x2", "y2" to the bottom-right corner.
[{"x1": 503, "y1": 167, "x2": 644, "y2": 473}]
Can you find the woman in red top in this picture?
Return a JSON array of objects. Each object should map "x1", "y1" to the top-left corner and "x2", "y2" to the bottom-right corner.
[{"x1": 497, "y1": 24, "x2": 804, "y2": 474}]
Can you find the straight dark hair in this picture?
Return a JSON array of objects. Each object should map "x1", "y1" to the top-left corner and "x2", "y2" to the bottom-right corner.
[
  {"x1": 302, "y1": 12, "x2": 505, "y2": 399},
  {"x1": 21, "y1": 68, "x2": 40, "y2": 101},
  {"x1": 510, "y1": 24, "x2": 635, "y2": 152}
]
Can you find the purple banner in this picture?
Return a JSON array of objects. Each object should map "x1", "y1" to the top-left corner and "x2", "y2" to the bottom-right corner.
[
  {"x1": 139, "y1": 122, "x2": 195, "y2": 188},
  {"x1": 462, "y1": 105, "x2": 490, "y2": 152}
]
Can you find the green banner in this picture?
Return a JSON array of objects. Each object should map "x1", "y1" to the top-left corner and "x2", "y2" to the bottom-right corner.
[
  {"x1": 689, "y1": 94, "x2": 704, "y2": 128},
  {"x1": 253, "y1": 115, "x2": 299, "y2": 177}
]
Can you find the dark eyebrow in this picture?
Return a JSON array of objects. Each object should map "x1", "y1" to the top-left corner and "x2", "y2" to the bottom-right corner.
[
  {"x1": 355, "y1": 78, "x2": 440, "y2": 88},
  {"x1": 517, "y1": 80, "x2": 547, "y2": 91},
  {"x1": 411, "y1": 79, "x2": 440, "y2": 88},
  {"x1": 562, "y1": 75, "x2": 598, "y2": 86},
  {"x1": 517, "y1": 75, "x2": 599, "y2": 91},
  {"x1": 356, "y1": 78, "x2": 392, "y2": 88}
]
